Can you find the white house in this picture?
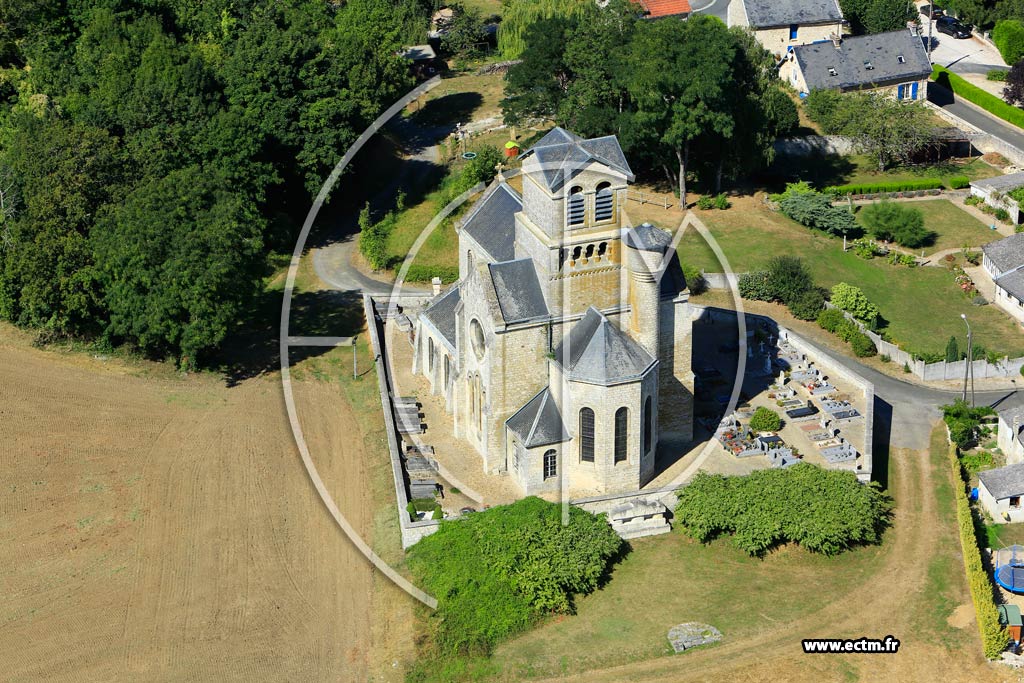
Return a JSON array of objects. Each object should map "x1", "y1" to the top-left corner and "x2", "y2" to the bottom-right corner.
[
  {"x1": 978, "y1": 463, "x2": 1024, "y2": 523},
  {"x1": 970, "y1": 172, "x2": 1024, "y2": 225},
  {"x1": 981, "y1": 233, "x2": 1024, "y2": 325},
  {"x1": 998, "y1": 405, "x2": 1024, "y2": 466}
]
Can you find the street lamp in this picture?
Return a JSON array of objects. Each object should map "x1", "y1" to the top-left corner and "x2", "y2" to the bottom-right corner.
[{"x1": 961, "y1": 314, "x2": 975, "y2": 406}]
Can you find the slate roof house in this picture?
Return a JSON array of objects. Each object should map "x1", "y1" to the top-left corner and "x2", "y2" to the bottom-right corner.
[
  {"x1": 979, "y1": 463, "x2": 1024, "y2": 523},
  {"x1": 997, "y1": 404, "x2": 1024, "y2": 467},
  {"x1": 728, "y1": 0, "x2": 844, "y2": 73},
  {"x1": 981, "y1": 232, "x2": 1024, "y2": 325},
  {"x1": 789, "y1": 29, "x2": 932, "y2": 99},
  {"x1": 413, "y1": 128, "x2": 695, "y2": 497}
]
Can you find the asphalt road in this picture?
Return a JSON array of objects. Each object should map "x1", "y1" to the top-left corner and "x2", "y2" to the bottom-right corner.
[{"x1": 928, "y1": 83, "x2": 1024, "y2": 149}]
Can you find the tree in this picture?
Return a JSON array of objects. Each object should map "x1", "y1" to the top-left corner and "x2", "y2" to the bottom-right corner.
[
  {"x1": 625, "y1": 15, "x2": 739, "y2": 207},
  {"x1": 749, "y1": 407, "x2": 782, "y2": 432},
  {"x1": 1004, "y1": 58, "x2": 1024, "y2": 106},
  {"x1": 789, "y1": 288, "x2": 827, "y2": 321},
  {"x1": 498, "y1": 0, "x2": 590, "y2": 59},
  {"x1": 440, "y1": 3, "x2": 488, "y2": 57},
  {"x1": 501, "y1": 17, "x2": 573, "y2": 127},
  {"x1": 778, "y1": 183, "x2": 859, "y2": 236},
  {"x1": 946, "y1": 335, "x2": 961, "y2": 363},
  {"x1": 859, "y1": 201, "x2": 932, "y2": 247},
  {"x1": 766, "y1": 255, "x2": 814, "y2": 306},
  {"x1": 840, "y1": 0, "x2": 913, "y2": 34},
  {"x1": 994, "y1": 20, "x2": 1024, "y2": 66}
]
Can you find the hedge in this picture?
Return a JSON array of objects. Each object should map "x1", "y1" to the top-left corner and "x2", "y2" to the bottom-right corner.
[
  {"x1": 993, "y1": 20, "x2": 1024, "y2": 66},
  {"x1": 948, "y1": 175, "x2": 970, "y2": 190},
  {"x1": 933, "y1": 65, "x2": 1024, "y2": 131},
  {"x1": 404, "y1": 264, "x2": 459, "y2": 283},
  {"x1": 824, "y1": 179, "x2": 944, "y2": 195},
  {"x1": 947, "y1": 442, "x2": 1009, "y2": 659}
]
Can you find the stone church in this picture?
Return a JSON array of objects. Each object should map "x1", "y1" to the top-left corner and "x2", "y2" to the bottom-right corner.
[{"x1": 412, "y1": 128, "x2": 694, "y2": 497}]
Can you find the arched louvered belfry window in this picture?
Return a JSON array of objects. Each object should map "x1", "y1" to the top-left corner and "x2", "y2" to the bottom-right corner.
[
  {"x1": 580, "y1": 407, "x2": 595, "y2": 462},
  {"x1": 567, "y1": 186, "x2": 585, "y2": 227},
  {"x1": 643, "y1": 396, "x2": 653, "y2": 455},
  {"x1": 595, "y1": 181, "x2": 614, "y2": 222},
  {"x1": 614, "y1": 407, "x2": 628, "y2": 463}
]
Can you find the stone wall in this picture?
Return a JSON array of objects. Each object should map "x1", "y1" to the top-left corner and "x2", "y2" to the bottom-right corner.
[
  {"x1": 926, "y1": 97, "x2": 1024, "y2": 168},
  {"x1": 773, "y1": 135, "x2": 855, "y2": 157}
]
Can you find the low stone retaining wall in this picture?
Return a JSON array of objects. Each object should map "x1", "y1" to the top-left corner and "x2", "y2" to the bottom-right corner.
[
  {"x1": 925, "y1": 96, "x2": 1024, "y2": 167},
  {"x1": 774, "y1": 135, "x2": 854, "y2": 157}
]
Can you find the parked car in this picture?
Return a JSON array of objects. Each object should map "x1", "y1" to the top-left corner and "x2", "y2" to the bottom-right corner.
[
  {"x1": 919, "y1": 4, "x2": 944, "y2": 19},
  {"x1": 937, "y1": 16, "x2": 971, "y2": 38}
]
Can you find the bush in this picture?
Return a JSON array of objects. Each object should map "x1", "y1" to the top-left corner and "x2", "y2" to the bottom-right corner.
[
  {"x1": 947, "y1": 442, "x2": 1010, "y2": 659},
  {"x1": 817, "y1": 307, "x2": 847, "y2": 333},
  {"x1": 358, "y1": 205, "x2": 398, "y2": 271},
  {"x1": 405, "y1": 264, "x2": 459, "y2": 283},
  {"x1": 675, "y1": 465, "x2": 892, "y2": 556},
  {"x1": 830, "y1": 283, "x2": 880, "y2": 326},
  {"x1": 738, "y1": 270, "x2": 774, "y2": 301},
  {"x1": 680, "y1": 263, "x2": 708, "y2": 295},
  {"x1": 779, "y1": 184, "x2": 859, "y2": 236},
  {"x1": 994, "y1": 20, "x2": 1024, "y2": 66},
  {"x1": 933, "y1": 65, "x2": 1024, "y2": 130},
  {"x1": 942, "y1": 399, "x2": 996, "y2": 449},
  {"x1": 713, "y1": 192, "x2": 731, "y2": 210},
  {"x1": 859, "y1": 201, "x2": 931, "y2": 247},
  {"x1": 696, "y1": 195, "x2": 715, "y2": 210},
  {"x1": 995, "y1": 208, "x2": 1011, "y2": 222},
  {"x1": 965, "y1": 194, "x2": 983, "y2": 206},
  {"x1": 788, "y1": 287, "x2": 826, "y2": 320},
  {"x1": 749, "y1": 406, "x2": 782, "y2": 432},
  {"x1": 407, "y1": 497, "x2": 624, "y2": 655},
  {"x1": 835, "y1": 318, "x2": 861, "y2": 343},
  {"x1": 824, "y1": 179, "x2": 943, "y2": 195},
  {"x1": 948, "y1": 175, "x2": 971, "y2": 190},
  {"x1": 888, "y1": 252, "x2": 917, "y2": 267},
  {"x1": 850, "y1": 331, "x2": 877, "y2": 358},
  {"x1": 406, "y1": 501, "x2": 417, "y2": 521},
  {"x1": 432, "y1": 504, "x2": 444, "y2": 520},
  {"x1": 767, "y1": 255, "x2": 814, "y2": 305},
  {"x1": 852, "y1": 237, "x2": 878, "y2": 259}
]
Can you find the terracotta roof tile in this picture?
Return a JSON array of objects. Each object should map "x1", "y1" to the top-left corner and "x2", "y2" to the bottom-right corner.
[{"x1": 641, "y1": 0, "x2": 691, "y2": 18}]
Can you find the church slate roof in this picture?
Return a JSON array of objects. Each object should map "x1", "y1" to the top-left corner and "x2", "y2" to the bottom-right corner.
[
  {"x1": 793, "y1": 30, "x2": 932, "y2": 92},
  {"x1": 624, "y1": 223, "x2": 672, "y2": 252},
  {"x1": 506, "y1": 387, "x2": 570, "y2": 448},
  {"x1": 419, "y1": 285, "x2": 461, "y2": 349},
  {"x1": 460, "y1": 181, "x2": 521, "y2": 262},
  {"x1": 740, "y1": 0, "x2": 842, "y2": 28},
  {"x1": 554, "y1": 306, "x2": 656, "y2": 385},
  {"x1": 519, "y1": 127, "x2": 635, "y2": 193},
  {"x1": 488, "y1": 258, "x2": 549, "y2": 324}
]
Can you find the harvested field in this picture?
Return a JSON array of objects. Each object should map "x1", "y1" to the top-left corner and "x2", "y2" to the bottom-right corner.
[{"x1": 0, "y1": 323, "x2": 412, "y2": 681}]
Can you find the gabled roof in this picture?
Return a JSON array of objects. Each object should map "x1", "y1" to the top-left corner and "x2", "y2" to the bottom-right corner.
[
  {"x1": 506, "y1": 387, "x2": 570, "y2": 448},
  {"x1": 488, "y1": 258, "x2": 549, "y2": 324},
  {"x1": 996, "y1": 268, "x2": 1024, "y2": 303},
  {"x1": 640, "y1": 0, "x2": 691, "y2": 18},
  {"x1": 554, "y1": 306, "x2": 656, "y2": 385},
  {"x1": 741, "y1": 0, "x2": 843, "y2": 28},
  {"x1": 979, "y1": 463, "x2": 1024, "y2": 501},
  {"x1": 972, "y1": 171, "x2": 1024, "y2": 193},
  {"x1": 419, "y1": 285, "x2": 460, "y2": 349},
  {"x1": 519, "y1": 127, "x2": 635, "y2": 193},
  {"x1": 982, "y1": 233, "x2": 1024, "y2": 274},
  {"x1": 460, "y1": 181, "x2": 521, "y2": 262},
  {"x1": 793, "y1": 30, "x2": 931, "y2": 92}
]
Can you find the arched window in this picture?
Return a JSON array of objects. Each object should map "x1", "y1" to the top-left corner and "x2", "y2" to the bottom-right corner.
[
  {"x1": 443, "y1": 355, "x2": 450, "y2": 389},
  {"x1": 428, "y1": 338, "x2": 435, "y2": 373},
  {"x1": 643, "y1": 397, "x2": 653, "y2": 455},
  {"x1": 567, "y1": 186, "x2": 585, "y2": 227},
  {"x1": 543, "y1": 449, "x2": 557, "y2": 479},
  {"x1": 595, "y1": 182, "x2": 614, "y2": 222},
  {"x1": 580, "y1": 407, "x2": 595, "y2": 462},
  {"x1": 614, "y1": 407, "x2": 628, "y2": 463}
]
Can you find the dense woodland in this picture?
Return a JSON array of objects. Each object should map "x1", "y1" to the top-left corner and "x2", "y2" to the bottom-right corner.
[{"x1": 0, "y1": 0, "x2": 430, "y2": 366}]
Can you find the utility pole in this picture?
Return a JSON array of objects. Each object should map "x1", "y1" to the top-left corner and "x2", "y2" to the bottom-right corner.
[
  {"x1": 928, "y1": 5, "x2": 934, "y2": 61},
  {"x1": 961, "y1": 314, "x2": 974, "y2": 406}
]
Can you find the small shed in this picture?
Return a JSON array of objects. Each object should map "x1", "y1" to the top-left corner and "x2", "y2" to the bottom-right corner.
[
  {"x1": 970, "y1": 173, "x2": 1024, "y2": 225},
  {"x1": 978, "y1": 463, "x2": 1024, "y2": 523},
  {"x1": 999, "y1": 604, "x2": 1023, "y2": 643}
]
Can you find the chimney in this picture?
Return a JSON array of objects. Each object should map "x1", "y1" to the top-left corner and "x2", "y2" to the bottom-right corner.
[{"x1": 831, "y1": 32, "x2": 841, "y2": 48}]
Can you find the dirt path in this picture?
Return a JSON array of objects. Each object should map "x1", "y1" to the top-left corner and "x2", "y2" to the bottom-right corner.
[
  {"x1": 529, "y1": 440, "x2": 1010, "y2": 683},
  {"x1": 0, "y1": 327, "x2": 410, "y2": 681}
]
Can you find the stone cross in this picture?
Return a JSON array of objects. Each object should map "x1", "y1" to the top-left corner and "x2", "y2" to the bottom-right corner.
[{"x1": 495, "y1": 161, "x2": 507, "y2": 182}]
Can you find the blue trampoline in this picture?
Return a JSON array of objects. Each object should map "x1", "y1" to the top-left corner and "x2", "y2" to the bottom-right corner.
[{"x1": 994, "y1": 545, "x2": 1024, "y2": 593}]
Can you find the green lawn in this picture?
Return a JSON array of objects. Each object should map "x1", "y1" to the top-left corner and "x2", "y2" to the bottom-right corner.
[
  {"x1": 489, "y1": 528, "x2": 887, "y2": 679},
  {"x1": 907, "y1": 199, "x2": 1002, "y2": 253},
  {"x1": 767, "y1": 154, "x2": 1000, "y2": 193},
  {"x1": 678, "y1": 200, "x2": 1024, "y2": 358}
]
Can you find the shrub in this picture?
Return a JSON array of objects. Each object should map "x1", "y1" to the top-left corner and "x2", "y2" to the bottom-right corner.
[
  {"x1": 406, "y1": 501, "x2": 417, "y2": 521},
  {"x1": 964, "y1": 194, "x2": 983, "y2": 206},
  {"x1": 988, "y1": 70, "x2": 1009, "y2": 82},
  {"x1": 405, "y1": 264, "x2": 459, "y2": 283},
  {"x1": 880, "y1": 354, "x2": 891, "y2": 363},
  {"x1": 948, "y1": 175, "x2": 971, "y2": 190},
  {"x1": 780, "y1": 186, "x2": 859, "y2": 236},
  {"x1": 852, "y1": 238, "x2": 877, "y2": 259},
  {"x1": 830, "y1": 283, "x2": 880, "y2": 326},
  {"x1": 888, "y1": 252, "x2": 917, "y2": 267},
  {"x1": 696, "y1": 195, "x2": 714, "y2": 210},
  {"x1": 995, "y1": 208, "x2": 1011, "y2": 222},
  {"x1": 942, "y1": 399, "x2": 996, "y2": 449},
  {"x1": 432, "y1": 504, "x2": 444, "y2": 520},
  {"x1": 947, "y1": 442, "x2": 1010, "y2": 659},
  {"x1": 824, "y1": 179, "x2": 943, "y2": 195},
  {"x1": 945, "y1": 335, "x2": 960, "y2": 363},
  {"x1": 680, "y1": 263, "x2": 708, "y2": 295},
  {"x1": 933, "y1": 65, "x2": 1024, "y2": 130},
  {"x1": 749, "y1": 406, "x2": 782, "y2": 432},
  {"x1": 358, "y1": 206, "x2": 397, "y2": 271},
  {"x1": 850, "y1": 331, "x2": 877, "y2": 357},
  {"x1": 738, "y1": 271, "x2": 774, "y2": 301},
  {"x1": 817, "y1": 307, "x2": 847, "y2": 333},
  {"x1": 675, "y1": 465, "x2": 892, "y2": 556},
  {"x1": 835, "y1": 318, "x2": 861, "y2": 343},
  {"x1": 713, "y1": 193, "x2": 731, "y2": 210},
  {"x1": 994, "y1": 20, "x2": 1024, "y2": 66},
  {"x1": 788, "y1": 288, "x2": 826, "y2": 320},
  {"x1": 407, "y1": 497, "x2": 624, "y2": 655},
  {"x1": 766, "y1": 255, "x2": 814, "y2": 305},
  {"x1": 859, "y1": 201, "x2": 931, "y2": 248}
]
